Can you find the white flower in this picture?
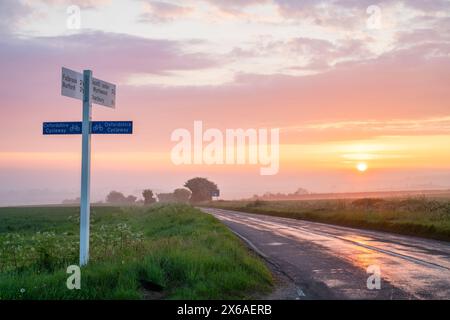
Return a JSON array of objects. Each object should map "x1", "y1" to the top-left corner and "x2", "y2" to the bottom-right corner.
[{"x1": 20, "y1": 288, "x2": 25, "y2": 293}]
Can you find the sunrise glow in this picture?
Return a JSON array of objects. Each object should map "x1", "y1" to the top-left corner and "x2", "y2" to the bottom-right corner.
[{"x1": 357, "y1": 163, "x2": 368, "y2": 172}]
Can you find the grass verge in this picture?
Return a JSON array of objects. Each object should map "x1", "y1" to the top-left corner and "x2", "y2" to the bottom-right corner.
[
  {"x1": 203, "y1": 197, "x2": 450, "y2": 242},
  {"x1": 0, "y1": 204, "x2": 272, "y2": 300}
]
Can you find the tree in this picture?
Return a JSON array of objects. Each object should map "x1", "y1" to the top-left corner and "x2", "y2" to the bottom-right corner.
[
  {"x1": 173, "y1": 188, "x2": 192, "y2": 203},
  {"x1": 126, "y1": 195, "x2": 137, "y2": 204},
  {"x1": 294, "y1": 187, "x2": 309, "y2": 195},
  {"x1": 106, "y1": 191, "x2": 127, "y2": 204},
  {"x1": 157, "y1": 193, "x2": 175, "y2": 203},
  {"x1": 142, "y1": 189, "x2": 156, "y2": 205},
  {"x1": 106, "y1": 191, "x2": 137, "y2": 205},
  {"x1": 184, "y1": 177, "x2": 218, "y2": 203}
]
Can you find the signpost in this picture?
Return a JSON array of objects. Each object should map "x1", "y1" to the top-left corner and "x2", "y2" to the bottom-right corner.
[
  {"x1": 43, "y1": 121, "x2": 133, "y2": 135},
  {"x1": 61, "y1": 67, "x2": 116, "y2": 108},
  {"x1": 80, "y1": 70, "x2": 92, "y2": 267},
  {"x1": 45, "y1": 67, "x2": 132, "y2": 266},
  {"x1": 43, "y1": 122, "x2": 82, "y2": 135},
  {"x1": 211, "y1": 190, "x2": 220, "y2": 198},
  {"x1": 91, "y1": 121, "x2": 132, "y2": 134}
]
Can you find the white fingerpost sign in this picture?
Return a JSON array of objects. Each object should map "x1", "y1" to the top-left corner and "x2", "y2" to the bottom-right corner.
[
  {"x1": 61, "y1": 67, "x2": 116, "y2": 108},
  {"x1": 62, "y1": 67, "x2": 83, "y2": 100},
  {"x1": 52, "y1": 67, "x2": 129, "y2": 266},
  {"x1": 91, "y1": 78, "x2": 116, "y2": 108}
]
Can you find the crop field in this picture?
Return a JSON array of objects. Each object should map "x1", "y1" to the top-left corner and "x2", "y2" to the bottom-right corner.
[
  {"x1": 205, "y1": 197, "x2": 450, "y2": 241},
  {"x1": 0, "y1": 204, "x2": 272, "y2": 300}
]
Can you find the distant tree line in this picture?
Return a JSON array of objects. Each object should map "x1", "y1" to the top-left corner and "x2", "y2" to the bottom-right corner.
[
  {"x1": 63, "y1": 177, "x2": 220, "y2": 206},
  {"x1": 249, "y1": 188, "x2": 310, "y2": 201},
  {"x1": 61, "y1": 197, "x2": 80, "y2": 205},
  {"x1": 106, "y1": 191, "x2": 139, "y2": 205}
]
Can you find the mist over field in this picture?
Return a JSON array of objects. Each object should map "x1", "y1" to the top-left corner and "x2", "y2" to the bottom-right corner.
[{"x1": 2, "y1": 169, "x2": 450, "y2": 206}]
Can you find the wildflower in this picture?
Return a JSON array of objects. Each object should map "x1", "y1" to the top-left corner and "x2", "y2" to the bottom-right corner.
[{"x1": 20, "y1": 288, "x2": 26, "y2": 294}]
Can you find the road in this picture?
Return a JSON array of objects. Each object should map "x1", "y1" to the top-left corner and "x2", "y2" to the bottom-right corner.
[{"x1": 202, "y1": 208, "x2": 450, "y2": 300}]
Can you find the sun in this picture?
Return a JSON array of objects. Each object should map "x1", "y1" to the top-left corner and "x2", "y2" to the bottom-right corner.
[{"x1": 356, "y1": 162, "x2": 368, "y2": 172}]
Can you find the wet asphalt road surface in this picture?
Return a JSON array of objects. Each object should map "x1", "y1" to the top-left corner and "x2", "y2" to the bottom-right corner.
[{"x1": 201, "y1": 208, "x2": 450, "y2": 300}]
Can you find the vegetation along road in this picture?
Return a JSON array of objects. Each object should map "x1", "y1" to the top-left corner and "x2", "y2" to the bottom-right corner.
[{"x1": 0, "y1": 204, "x2": 272, "y2": 299}]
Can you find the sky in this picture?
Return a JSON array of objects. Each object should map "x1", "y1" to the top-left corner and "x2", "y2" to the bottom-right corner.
[{"x1": 0, "y1": 0, "x2": 450, "y2": 205}]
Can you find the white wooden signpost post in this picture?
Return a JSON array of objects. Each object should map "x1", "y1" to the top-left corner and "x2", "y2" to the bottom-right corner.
[
  {"x1": 80, "y1": 70, "x2": 92, "y2": 267},
  {"x1": 44, "y1": 67, "x2": 132, "y2": 266}
]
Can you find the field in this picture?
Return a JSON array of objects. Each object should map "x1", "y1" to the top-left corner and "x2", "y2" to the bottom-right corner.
[
  {"x1": 0, "y1": 204, "x2": 272, "y2": 300},
  {"x1": 204, "y1": 197, "x2": 450, "y2": 241}
]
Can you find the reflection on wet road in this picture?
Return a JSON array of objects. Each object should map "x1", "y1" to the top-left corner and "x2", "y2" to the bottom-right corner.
[{"x1": 202, "y1": 208, "x2": 450, "y2": 300}]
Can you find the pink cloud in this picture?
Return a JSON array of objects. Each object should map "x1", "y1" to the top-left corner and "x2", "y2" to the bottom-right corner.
[
  {"x1": 0, "y1": 0, "x2": 32, "y2": 34},
  {"x1": 0, "y1": 31, "x2": 220, "y2": 85},
  {"x1": 38, "y1": 0, "x2": 112, "y2": 9},
  {"x1": 138, "y1": 1, "x2": 194, "y2": 23}
]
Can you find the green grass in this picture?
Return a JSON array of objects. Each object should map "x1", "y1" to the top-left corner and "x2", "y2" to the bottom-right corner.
[
  {"x1": 203, "y1": 197, "x2": 450, "y2": 242},
  {"x1": 0, "y1": 204, "x2": 272, "y2": 300}
]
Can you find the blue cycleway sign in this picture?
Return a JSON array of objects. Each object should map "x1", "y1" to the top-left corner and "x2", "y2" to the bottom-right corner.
[
  {"x1": 91, "y1": 121, "x2": 133, "y2": 134},
  {"x1": 43, "y1": 122, "x2": 81, "y2": 135},
  {"x1": 43, "y1": 121, "x2": 133, "y2": 135}
]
